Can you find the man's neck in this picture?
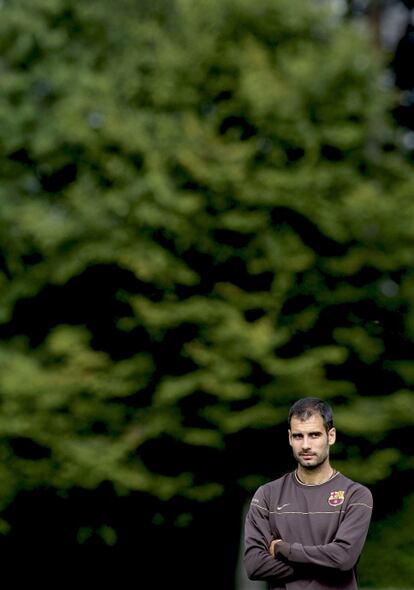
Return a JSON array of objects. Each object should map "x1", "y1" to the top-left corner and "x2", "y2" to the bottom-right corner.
[{"x1": 296, "y1": 462, "x2": 335, "y2": 485}]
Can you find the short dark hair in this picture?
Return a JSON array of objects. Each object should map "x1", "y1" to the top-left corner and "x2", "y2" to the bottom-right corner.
[{"x1": 288, "y1": 397, "x2": 334, "y2": 432}]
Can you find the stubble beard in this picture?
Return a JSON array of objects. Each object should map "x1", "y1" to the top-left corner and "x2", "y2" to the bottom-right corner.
[{"x1": 295, "y1": 450, "x2": 329, "y2": 471}]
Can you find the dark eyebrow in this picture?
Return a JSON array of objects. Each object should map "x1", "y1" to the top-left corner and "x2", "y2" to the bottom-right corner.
[{"x1": 291, "y1": 431, "x2": 323, "y2": 436}]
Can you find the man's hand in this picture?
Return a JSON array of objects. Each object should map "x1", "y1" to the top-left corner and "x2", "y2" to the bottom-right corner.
[{"x1": 269, "y1": 539, "x2": 283, "y2": 557}]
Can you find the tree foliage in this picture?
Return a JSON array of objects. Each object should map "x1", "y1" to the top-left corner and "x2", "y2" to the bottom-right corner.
[{"x1": 0, "y1": 1, "x2": 413, "y2": 582}]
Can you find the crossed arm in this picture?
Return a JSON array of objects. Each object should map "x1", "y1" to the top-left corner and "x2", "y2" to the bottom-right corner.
[
  {"x1": 244, "y1": 485, "x2": 373, "y2": 582},
  {"x1": 243, "y1": 490, "x2": 297, "y2": 582}
]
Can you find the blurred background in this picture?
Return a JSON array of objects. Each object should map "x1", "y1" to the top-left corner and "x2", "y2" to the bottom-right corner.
[{"x1": 0, "y1": 0, "x2": 413, "y2": 587}]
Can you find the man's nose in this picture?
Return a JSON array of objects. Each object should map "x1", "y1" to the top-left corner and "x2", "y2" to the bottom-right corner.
[{"x1": 301, "y1": 437, "x2": 311, "y2": 450}]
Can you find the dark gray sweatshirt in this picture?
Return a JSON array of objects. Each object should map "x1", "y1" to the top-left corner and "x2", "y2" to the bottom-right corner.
[{"x1": 244, "y1": 471, "x2": 373, "y2": 590}]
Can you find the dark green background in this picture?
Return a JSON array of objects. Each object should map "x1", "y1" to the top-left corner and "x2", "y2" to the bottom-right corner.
[{"x1": 0, "y1": 0, "x2": 412, "y2": 587}]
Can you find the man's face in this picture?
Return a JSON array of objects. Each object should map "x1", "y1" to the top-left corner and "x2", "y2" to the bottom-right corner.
[{"x1": 288, "y1": 413, "x2": 336, "y2": 470}]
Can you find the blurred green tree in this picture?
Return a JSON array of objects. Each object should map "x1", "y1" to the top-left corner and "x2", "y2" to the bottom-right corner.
[
  {"x1": 0, "y1": 0, "x2": 413, "y2": 585},
  {"x1": 359, "y1": 492, "x2": 414, "y2": 587}
]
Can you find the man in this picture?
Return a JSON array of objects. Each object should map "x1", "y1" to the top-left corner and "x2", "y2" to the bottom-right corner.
[{"x1": 243, "y1": 397, "x2": 373, "y2": 589}]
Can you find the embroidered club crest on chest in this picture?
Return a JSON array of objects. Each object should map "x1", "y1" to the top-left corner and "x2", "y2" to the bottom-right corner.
[{"x1": 328, "y1": 490, "x2": 345, "y2": 506}]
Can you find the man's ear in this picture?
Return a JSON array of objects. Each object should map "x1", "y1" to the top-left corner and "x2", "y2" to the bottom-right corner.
[
  {"x1": 288, "y1": 429, "x2": 293, "y2": 447},
  {"x1": 328, "y1": 427, "x2": 336, "y2": 446}
]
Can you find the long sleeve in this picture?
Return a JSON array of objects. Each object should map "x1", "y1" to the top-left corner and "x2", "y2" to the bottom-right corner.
[
  {"x1": 243, "y1": 486, "x2": 297, "y2": 582},
  {"x1": 277, "y1": 487, "x2": 373, "y2": 572}
]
